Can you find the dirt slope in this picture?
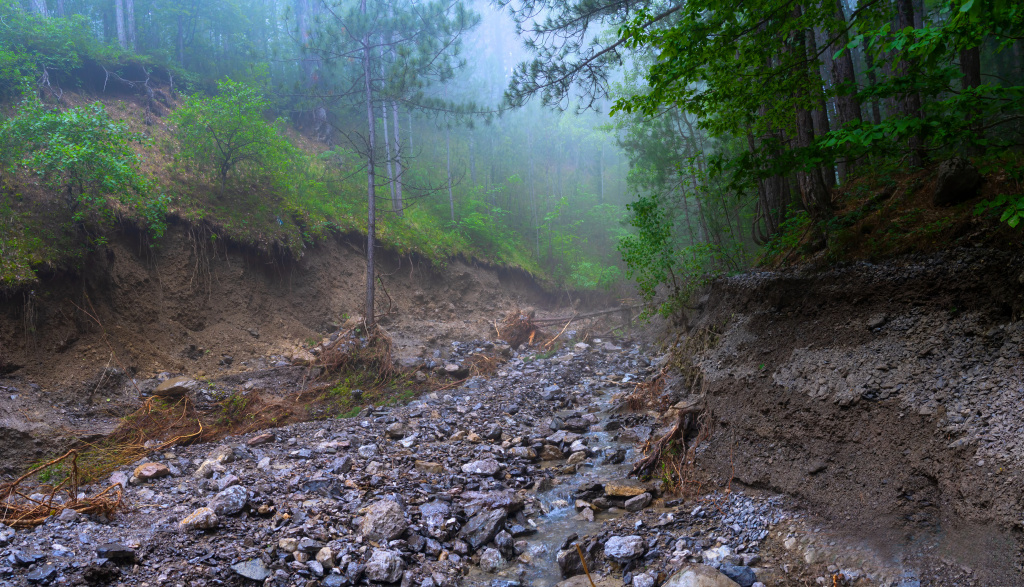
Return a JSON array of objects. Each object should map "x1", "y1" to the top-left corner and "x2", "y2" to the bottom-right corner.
[
  {"x1": 0, "y1": 224, "x2": 557, "y2": 475},
  {"x1": 681, "y1": 248, "x2": 1024, "y2": 584}
]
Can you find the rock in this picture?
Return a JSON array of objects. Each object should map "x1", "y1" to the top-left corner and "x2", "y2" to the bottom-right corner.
[
  {"x1": 633, "y1": 572, "x2": 656, "y2": 587},
  {"x1": 604, "y1": 535, "x2": 645, "y2": 562},
  {"x1": 719, "y1": 565, "x2": 757, "y2": 587},
  {"x1": 279, "y1": 538, "x2": 299, "y2": 552},
  {"x1": 443, "y1": 363, "x2": 469, "y2": 378},
  {"x1": 415, "y1": 460, "x2": 444, "y2": 474},
  {"x1": 701, "y1": 545, "x2": 734, "y2": 565},
  {"x1": 663, "y1": 566, "x2": 741, "y2": 587},
  {"x1": 933, "y1": 157, "x2": 982, "y2": 206},
  {"x1": 540, "y1": 445, "x2": 565, "y2": 460},
  {"x1": 365, "y1": 549, "x2": 406, "y2": 583},
  {"x1": 459, "y1": 508, "x2": 506, "y2": 551},
  {"x1": 179, "y1": 507, "x2": 218, "y2": 531},
  {"x1": 208, "y1": 485, "x2": 248, "y2": 516},
  {"x1": 317, "y1": 547, "x2": 335, "y2": 569},
  {"x1": 555, "y1": 577, "x2": 623, "y2": 587},
  {"x1": 567, "y1": 451, "x2": 587, "y2": 465},
  {"x1": 193, "y1": 460, "x2": 224, "y2": 479},
  {"x1": 865, "y1": 314, "x2": 887, "y2": 330},
  {"x1": 386, "y1": 422, "x2": 407, "y2": 439},
  {"x1": 247, "y1": 432, "x2": 275, "y2": 446},
  {"x1": 108, "y1": 471, "x2": 129, "y2": 487},
  {"x1": 360, "y1": 500, "x2": 408, "y2": 542},
  {"x1": 557, "y1": 545, "x2": 594, "y2": 579},
  {"x1": 232, "y1": 559, "x2": 271, "y2": 582},
  {"x1": 485, "y1": 425, "x2": 503, "y2": 440},
  {"x1": 358, "y1": 444, "x2": 380, "y2": 458},
  {"x1": 217, "y1": 474, "x2": 240, "y2": 491},
  {"x1": 207, "y1": 445, "x2": 236, "y2": 463},
  {"x1": 461, "y1": 458, "x2": 503, "y2": 476},
  {"x1": 10, "y1": 549, "x2": 45, "y2": 566},
  {"x1": 508, "y1": 447, "x2": 537, "y2": 459},
  {"x1": 603, "y1": 479, "x2": 648, "y2": 497},
  {"x1": 479, "y1": 548, "x2": 504, "y2": 573},
  {"x1": 153, "y1": 377, "x2": 197, "y2": 398},
  {"x1": 95, "y1": 543, "x2": 136, "y2": 563},
  {"x1": 26, "y1": 562, "x2": 58, "y2": 584},
  {"x1": 132, "y1": 462, "x2": 170, "y2": 481},
  {"x1": 624, "y1": 493, "x2": 652, "y2": 512}
]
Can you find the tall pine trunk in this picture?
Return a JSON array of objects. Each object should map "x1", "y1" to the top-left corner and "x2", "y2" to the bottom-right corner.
[
  {"x1": 896, "y1": 0, "x2": 925, "y2": 167},
  {"x1": 382, "y1": 97, "x2": 396, "y2": 208},
  {"x1": 391, "y1": 100, "x2": 403, "y2": 215},
  {"x1": 125, "y1": 0, "x2": 136, "y2": 49},
  {"x1": 828, "y1": 0, "x2": 861, "y2": 182},
  {"x1": 361, "y1": 4, "x2": 377, "y2": 328},
  {"x1": 805, "y1": 27, "x2": 835, "y2": 188}
]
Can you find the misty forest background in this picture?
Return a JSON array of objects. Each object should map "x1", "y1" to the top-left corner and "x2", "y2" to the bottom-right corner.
[{"x1": 1, "y1": 0, "x2": 1022, "y2": 322}]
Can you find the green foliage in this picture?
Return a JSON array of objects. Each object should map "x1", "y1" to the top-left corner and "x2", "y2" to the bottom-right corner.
[
  {"x1": 1, "y1": 98, "x2": 165, "y2": 239},
  {"x1": 976, "y1": 193, "x2": 1024, "y2": 228},
  {"x1": 171, "y1": 79, "x2": 298, "y2": 191},
  {"x1": 619, "y1": 193, "x2": 729, "y2": 321}
]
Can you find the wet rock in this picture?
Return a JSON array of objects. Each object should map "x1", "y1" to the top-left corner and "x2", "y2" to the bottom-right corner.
[
  {"x1": 508, "y1": 447, "x2": 537, "y2": 459},
  {"x1": 365, "y1": 549, "x2": 406, "y2": 583},
  {"x1": 132, "y1": 462, "x2": 170, "y2": 482},
  {"x1": 95, "y1": 544, "x2": 136, "y2": 564},
  {"x1": 540, "y1": 445, "x2": 565, "y2": 460},
  {"x1": 461, "y1": 458, "x2": 503, "y2": 476},
  {"x1": 624, "y1": 492, "x2": 652, "y2": 512},
  {"x1": 360, "y1": 500, "x2": 408, "y2": 542},
  {"x1": 208, "y1": 485, "x2": 248, "y2": 516},
  {"x1": 459, "y1": 508, "x2": 506, "y2": 551},
  {"x1": 232, "y1": 559, "x2": 271, "y2": 581},
  {"x1": 719, "y1": 565, "x2": 756, "y2": 587},
  {"x1": 603, "y1": 479, "x2": 649, "y2": 497},
  {"x1": 663, "y1": 565, "x2": 740, "y2": 587},
  {"x1": 567, "y1": 451, "x2": 587, "y2": 465},
  {"x1": 479, "y1": 547, "x2": 504, "y2": 573},
  {"x1": 26, "y1": 562, "x2": 58, "y2": 583},
  {"x1": 604, "y1": 535, "x2": 645, "y2": 562},
  {"x1": 153, "y1": 377, "x2": 198, "y2": 398},
  {"x1": 179, "y1": 507, "x2": 218, "y2": 531}
]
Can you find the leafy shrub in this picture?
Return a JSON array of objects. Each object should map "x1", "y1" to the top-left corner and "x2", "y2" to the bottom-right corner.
[
  {"x1": 171, "y1": 78, "x2": 298, "y2": 192},
  {"x1": 1, "y1": 98, "x2": 165, "y2": 238}
]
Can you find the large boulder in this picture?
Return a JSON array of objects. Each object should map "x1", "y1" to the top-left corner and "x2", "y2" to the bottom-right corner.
[
  {"x1": 933, "y1": 157, "x2": 982, "y2": 206},
  {"x1": 663, "y1": 565, "x2": 741, "y2": 587},
  {"x1": 360, "y1": 500, "x2": 408, "y2": 542}
]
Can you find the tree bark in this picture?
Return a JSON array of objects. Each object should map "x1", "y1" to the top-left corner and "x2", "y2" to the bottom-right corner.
[
  {"x1": 177, "y1": 14, "x2": 185, "y2": 66},
  {"x1": 960, "y1": 45, "x2": 982, "y2": 155},
  {"x1": 828, "y1": 0, "x2": 861, "y2": 182},
  {"x1": 382, "y1": 97, "x2": 396, "y2": 210},
  {"x1": 361, "y1": 0, "x2": 377, "y2": 328},
  {"x1": 31, "y1": 0, "x2": 48, "y2": 17},
  {"x1": 805, "y1": 27, "x2": 835, "y2": 188},
  {"x1": 56, "y1": 0, "x2": 65, "y2": 17},
  {"x1": 125, "y1": 0, "x2": 136, "y2": 50},
  {"x1": 115, "y1": 0, "x2": 127, "y2": 49},
  {"x1": 391, "y1": 100, "x2": 403, "y2": 216},
  {"x1": 896, "y1": 0, "x2": 925, "y2": 167}
]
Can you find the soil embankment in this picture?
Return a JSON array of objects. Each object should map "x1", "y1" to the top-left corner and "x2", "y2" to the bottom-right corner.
[
  {"x1": 0, "y1": 224, "x2": 557, "y2": 476},
  {"x1": 685, "y1": 248, "x2": 1024, "y2": 584}
]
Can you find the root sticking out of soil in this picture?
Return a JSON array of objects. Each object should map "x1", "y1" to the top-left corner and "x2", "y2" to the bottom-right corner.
[
  {"x1": 0, "y1": 451, "x2": 124, "y2": 529},
  {"x1": 632, "y1": 396, "x2": 714, "y2": 496},
  {"x1": 497, "y1": 308, "x2": 544, "y2": 349}
]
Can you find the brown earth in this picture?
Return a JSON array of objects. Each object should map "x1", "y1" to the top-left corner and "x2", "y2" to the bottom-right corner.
[
  {"x1": 679, "y1": 248, "x2": 1024, "y2": 585},
  {"x1": 0, "y1": 223, "x2": 567, "y2": 477}
]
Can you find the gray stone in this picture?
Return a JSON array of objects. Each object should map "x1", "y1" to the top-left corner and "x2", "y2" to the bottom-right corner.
[
  {"x1": 359, "y1": 444, "x2": 380, "y2": 458},
  {"x1": 459, "y1": 508, "x2": 506, "y2": 551},
  {"x1": 360, "y1": 500, "x2": 408, "y2": 542},
  {"x1": 179, "y1": 507, "x2": 218, "y2": 531},
  {"x1": 365, "y1": 549, "x2": 406, "y2": 583},
  {"x1": 461, "y1": 458, "x2": 503, "y2": 476},
  {"x1": 208, "y1": 485, "x2": 247, "y2": 516},
  {"x1": 663, "y1": 566, "x2": 740, "y2": 587},
  {"x1": 604, "y1": 535, "x2": 645, "y2": 562},
  {"x1": 479, "y1": 547, "x2": 504, "y2": 573},
  {"x1": 232, "y1": 559, "x2": 271, "y2": 582},
  {"x1": 95, "y1": 544, "x2": 136, "y2": 563},
  {"x1": 624, "y1": 493, "x2": 652, "y2": 512},
  {"x1": 719, "y1": 565, "x2": 756, "y2": 587},
  {"x1": 26, "y1": 562, "x2": 57, "y2": 584}
]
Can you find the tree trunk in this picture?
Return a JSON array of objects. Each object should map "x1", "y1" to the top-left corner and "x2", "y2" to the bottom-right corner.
[
  {"x1": 960, "y1": 45, "x2": 982, "y2": 155},
  {"x1": 125, "y1": 0, "x2": 136, "y2": 50},
  {"x1": 391, "y1": 100, "x2": 403, "y2": 216},
  {"x1": 56, "y1": 0, "x2": 65, "y2": 17},
  {"x1": 896, "y1": 0, "x2": 925, "y2": 167},
  {"x1": 361, "y1": 2, "x2": 377, "y2": 329},
  {"x1": 598, "y1": 146, "x2": 604, "y2": 203},
  {"x1": 469, "y1": 133, "x2": 476, "y2": 185},
  {"x1": 115, "y1": 0, "x2": 127, "y2": 49},
  {"x1": 828, "y1": 0, "x2": 861, "y2": 182},
  {"x1": 30, "y1": 0, "x2": 48, "y2": 17},
  {"x1": 177, "y1": 15, "x2": 185, "y2": 66},
  {"x1": 382, "y1": 98, "x2": 396, "y2": 209},
  {"x1": 862, "y1": 51, "x2": 883, "y2": 125},
  {"x1": 805, "y1": 27, "x2": 835, "y2": 188}
]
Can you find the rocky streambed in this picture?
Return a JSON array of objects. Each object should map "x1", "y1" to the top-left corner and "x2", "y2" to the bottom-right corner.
[{"x1": 1, "y1": 339, "x2": 939, "y2": 587}]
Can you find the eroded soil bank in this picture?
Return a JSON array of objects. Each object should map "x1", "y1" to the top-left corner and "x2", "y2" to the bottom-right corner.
[{"x1": 0, "y1": 224, "x2": 557, "y2": 475}]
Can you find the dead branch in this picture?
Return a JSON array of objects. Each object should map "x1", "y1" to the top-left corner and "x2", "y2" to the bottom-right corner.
[{"x1": 630, "y1": 399, "x2": 705, "y2": 478}]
